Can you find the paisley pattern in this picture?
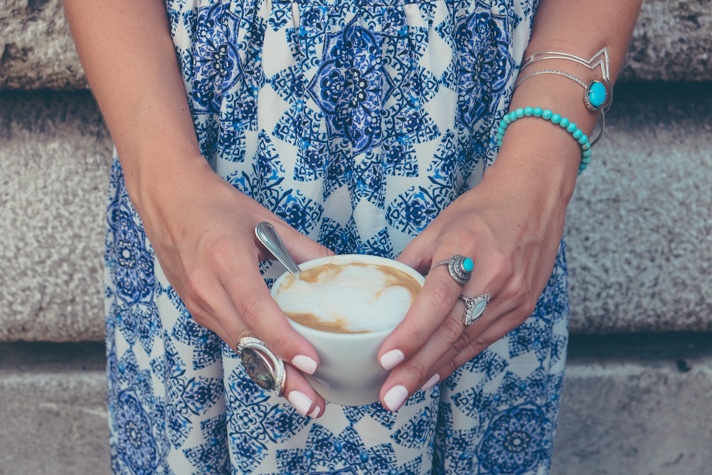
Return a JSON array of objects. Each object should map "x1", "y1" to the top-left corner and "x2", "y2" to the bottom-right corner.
[{"x1": 105, "y1": 0, "x2": 570, "y2": 473}]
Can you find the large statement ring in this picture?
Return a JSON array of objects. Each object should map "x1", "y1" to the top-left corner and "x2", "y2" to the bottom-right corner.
[
  {"x1": 459, "y1": 294, "x2": 491, "y2": 326},
  {"x1": 431, "y1": 255, "x2": 474, "y2": 285},
  {"x1": 237, "y1": 337, "x2": 286, "y2": 396}
]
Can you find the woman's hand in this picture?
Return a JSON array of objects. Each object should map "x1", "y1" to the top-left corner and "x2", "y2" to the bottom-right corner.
[
  {"x1": 137, "y1": 157, "x2": 333, "y2": 418},
  {"x1": 377, "y1": 141, "x2": 577, "y2": 411}
]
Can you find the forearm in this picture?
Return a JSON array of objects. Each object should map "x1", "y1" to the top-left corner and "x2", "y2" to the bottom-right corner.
[
  {"x1": 63, "y1": 0, "x2": 206, "y2": 214},
  {"x1": 483, "y1": 0, "x2": 642, "y2": 205}
]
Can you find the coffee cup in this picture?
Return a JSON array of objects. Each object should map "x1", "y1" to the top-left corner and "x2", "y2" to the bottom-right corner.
[{"x1": 270, "y1": 254, "x2": 424, "y2": 406}]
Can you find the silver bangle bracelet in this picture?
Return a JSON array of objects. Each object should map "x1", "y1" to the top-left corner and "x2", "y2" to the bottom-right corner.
[
  {"x1": 515, "y1": 69, "x2": 587, "y2": 90},
  {"x1": 513, "y1": 69, "x2": 606, "y2": 146},
  {"x1": 519, "y1": 46, "x2": 613, "y2": 112},
  {"x1": 519, "y1": 47, "x2": 613, "y2": 112}
]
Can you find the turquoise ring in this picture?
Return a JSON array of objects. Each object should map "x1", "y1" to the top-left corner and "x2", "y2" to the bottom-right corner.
[
  {"x1": 237, "y1": 337, "x2": 286, "y2": 396},
  {"x1": 431, "y1": 255, "x2": 474, "y2": 285},
  {"x1": 459, "y1": 294, "x2": 491, "y2": 326}
]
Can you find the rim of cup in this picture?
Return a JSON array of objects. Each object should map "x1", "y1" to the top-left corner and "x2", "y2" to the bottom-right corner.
[{"x1": 270, "y1": 254, "x2": 425, "y2": 339}]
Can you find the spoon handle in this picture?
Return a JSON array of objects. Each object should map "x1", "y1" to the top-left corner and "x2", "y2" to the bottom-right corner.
[{"x1": 255, "y1": 222, "x2": 302, "y2": 275}]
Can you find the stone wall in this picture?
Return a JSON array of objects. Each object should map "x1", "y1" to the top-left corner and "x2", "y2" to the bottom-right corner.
[
  {"x1": 1, "y1": 1, "x2": 711, "y2": 473},
  {"x1": 2, "y1": 0, "x2": 712, "y2": 90}
]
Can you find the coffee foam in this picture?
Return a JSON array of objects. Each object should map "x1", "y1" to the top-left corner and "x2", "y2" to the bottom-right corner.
[{"x1": 275, "y1": 262, "x2": 421, "y2": 333}]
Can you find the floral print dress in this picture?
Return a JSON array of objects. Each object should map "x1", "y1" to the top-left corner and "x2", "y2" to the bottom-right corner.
[{"x1": 104, "y1": 0, "x2": 570, "y2": 473}]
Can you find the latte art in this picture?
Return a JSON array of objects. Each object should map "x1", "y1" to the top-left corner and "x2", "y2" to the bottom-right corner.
[{"x1": 275, "y1": 262, "x2": 421, "y2": 333}]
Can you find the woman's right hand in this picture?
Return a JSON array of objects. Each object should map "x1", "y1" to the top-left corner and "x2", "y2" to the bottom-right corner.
[{"x1": 134, "y1": 156, "x2": 333, "y2": 418}]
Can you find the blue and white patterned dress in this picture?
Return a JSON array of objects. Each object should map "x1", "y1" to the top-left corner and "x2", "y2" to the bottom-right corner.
[{"x1": 105, "y1": 0, "x2": 570, "y2": 473}]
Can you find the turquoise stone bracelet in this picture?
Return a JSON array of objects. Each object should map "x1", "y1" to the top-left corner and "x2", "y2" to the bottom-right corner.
[{"x1": 496, "y1": 107, "x2": 592, "y2": 175}]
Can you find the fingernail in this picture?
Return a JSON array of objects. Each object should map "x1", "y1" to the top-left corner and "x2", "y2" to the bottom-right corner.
[
  {"x1": 292, "y1": 355, "x2": 317, "y2": 375},
  {"x1": 287, "y1": 391, "x2": 313, "y2": 417},
  {"x1": 383, "y1": 385, "x2": 409, "y2": 412},
  {"x1": 309, "y1": 406, "x2": 321, "y2": 419},
  {"x1": 421, "y1": 373, "x2": 440, "y2": 391},
  {"x1": 380, "y1": 349, "x2": 404, "y2": 370}
]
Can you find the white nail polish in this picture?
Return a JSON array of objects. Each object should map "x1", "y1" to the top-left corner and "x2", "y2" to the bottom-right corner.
[
  {"x1": 292, "y1": 355, "x2": 317, "y2": 375},
  {"x1": 421, "y1": 373, "x2": 440, "y2": 391},
  {"x1": 309, "y1": 406, "x2": 321, "y2": 418},
  {"x1": 287, "y1": 391, "x2": 313, "y2": 417},
  {"x1": 383, "y1": 385, "x2": 409, "y2": 412},
  {"x1": 380, "y1": 349, "x2": 404, "y2": 370}
]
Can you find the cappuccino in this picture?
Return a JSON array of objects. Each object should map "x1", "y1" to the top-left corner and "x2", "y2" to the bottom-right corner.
[
  {"x1": 274, "y1": 261, "x2": 421, "y2": 333},
  {"x1": 270, "y1": 254, "x2": 424, "y2": 405}
]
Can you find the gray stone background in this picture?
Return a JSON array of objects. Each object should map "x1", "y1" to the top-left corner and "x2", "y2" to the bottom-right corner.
[{"x1": 0, "y1": 0, "x2": 710, "y2": 473}]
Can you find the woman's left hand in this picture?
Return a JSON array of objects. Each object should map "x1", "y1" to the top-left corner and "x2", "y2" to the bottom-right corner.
[{"x1": 377, "y1": 154, "x2": 575, "y2": 412}]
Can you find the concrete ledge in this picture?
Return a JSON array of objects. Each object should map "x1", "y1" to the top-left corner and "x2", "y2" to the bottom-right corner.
[
  {"x1": 567, "y1": 82, "x2": 712, "y2": 333},
  {"x1": 0, "y1": 92, "x2": 111, "y2": 342},
  {"x1": 621, "y1": 0, "x2": 712, "y2": 82},
  {"x1": 553, "y1": 334, "x2": 712, "y2": 475},
  {"x1": 2, "y1": 337, "x2": 711, "y2": 474},
  {"x1": 1, "y1": 83, "x2": 710, "y2": 341},
  {"x1": 0, "y1": 0, "x2": 711, "y2": 90},
  {"x1": 0, "y1": 343, "x2": 109, "y2": 475},
  {"x1": 0, "y1": 0, "x2": 87, "y2": 90}
]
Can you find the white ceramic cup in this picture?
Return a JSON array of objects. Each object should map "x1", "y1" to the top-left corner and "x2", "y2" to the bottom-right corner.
[{"x1": 270, "y1": 254, "x2": 424, "y2": 406}]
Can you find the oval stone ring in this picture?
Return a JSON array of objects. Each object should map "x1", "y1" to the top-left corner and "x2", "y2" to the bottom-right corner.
[
  {"x1": 431, "y1": 255, "x2": 474, "y2": 285},
  {"x1": 237, "y1": 337, "x2": 286, "y2": 396},
  {"x1": 459, "y1": 293, "x2": 491, "y2": 326}
]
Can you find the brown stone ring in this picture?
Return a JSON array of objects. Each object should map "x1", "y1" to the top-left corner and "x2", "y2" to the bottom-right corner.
[{"x1": 237, "y1": 337, "x2": 286, "y2": 396}]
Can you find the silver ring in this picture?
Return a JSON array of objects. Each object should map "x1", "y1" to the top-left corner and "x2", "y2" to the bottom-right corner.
[
  {"x1": 237, "y1": 337, "x2": 286, "y2": 396},
  {"x1": 431, "y1": 255, "x2": 474, "y2": 285},
  {"x1": 459, "y1": 294, "x2": 490, "y2": 326}
]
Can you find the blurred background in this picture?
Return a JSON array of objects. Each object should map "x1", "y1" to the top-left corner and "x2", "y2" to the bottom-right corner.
[{"x1": 1, "y1": 0, "x2": 710, "y2": 473}]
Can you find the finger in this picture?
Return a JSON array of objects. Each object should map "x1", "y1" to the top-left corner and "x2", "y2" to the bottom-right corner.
[
  {"x1": 283, "y1": 365, "x2": 326, "y2": 418},
  {"x1": 181, "y1": 272, "x2": 325, "y2": 413},
  {"x1": 223, "y1": 267, "x2": 322, "y2": 375},
  {"x1": 378, "y1": 268, "x2": 518, "y2": 411},
  {"x1": 429, "y1": 312, "x2": 522, "y2": 384},
  {"x1": 417, "y1": 297, "x2": 530, "y2": 390},
  {"x1": 379, "y1": 309, "x2": 467, "y2": 411},
  {"x1": 377, "y1": 252, "x2": 464, "y2": 372},
  {"x1": 200, "y1": 240, "x2": 322, "y2": 377},
  {"x1": 378, "y1": 288, "x2": 499, "y2": 411}
]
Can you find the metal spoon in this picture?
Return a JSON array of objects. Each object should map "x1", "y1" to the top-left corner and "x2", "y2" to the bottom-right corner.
[{"x1": 255, "y1": 222, "x2": 302, "y2": 275}]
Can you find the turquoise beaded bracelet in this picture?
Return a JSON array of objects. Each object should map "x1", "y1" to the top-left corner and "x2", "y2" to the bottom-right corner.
[{"x1": 496, "y1": 107, "x2": 592, "y2": 175}]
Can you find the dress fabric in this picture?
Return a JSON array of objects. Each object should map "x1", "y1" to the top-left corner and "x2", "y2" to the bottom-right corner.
[{"x1": 104, "y1": 0, "x2": 570, "y2": 473}]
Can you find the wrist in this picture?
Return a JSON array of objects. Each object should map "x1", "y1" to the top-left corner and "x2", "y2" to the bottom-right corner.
[
  {"x1": 485, "y1": 117, "x2": 581, "y2": 213},
  {"x1": 127, "y1": 150, "x2": 213, "y2": 221}
]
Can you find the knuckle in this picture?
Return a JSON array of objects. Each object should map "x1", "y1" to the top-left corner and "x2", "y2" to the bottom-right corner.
[
  {"x1": 445, "y1": 359, "x2": 458, "y2": 377},
  {"x1": 442, "y1": 228, "x2": 472, "y2": 249},
  {"x1": 183, "y1": 271, "x2": 210, "y2": 306},
  {"x1": 401, "y1": 323, "x2": 427, "y2": 346},
  {"x1": 520, "y1": 294, "x2": 539, "y2": 318},
  {"x1": 206, "y1": 234, "x2": 233, "y2": 257},
  {"x1": 405, "y1": 358, "x2": 430, "y2": 384},
  {"x1": 452, "y1": 331, "x2": 473, "y2": 354},
  {"x1": 236, "y1": 291, "x2": 265, "y2": 324},
  {"x1": 208, "y1": 238, "x2": 239, "y2": 272},
  {"x1": 439, "y1": 317, "x2": 464, "y2": 345},
  {"x1": 467, "y1": 334, "x2": 491, "y2": 356},
  {"x1": 428, "y1": 281, "x2": 458, "y2": 313},
  {"x1": 500, "y1": 276, "x2": 528, "y2": 303},
  {"x1": 489, "y1": 255, "x2": 515, "y2": 282},
  {"x1": 267, "y1": 330, "x2": 293, "y2": 358}
]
